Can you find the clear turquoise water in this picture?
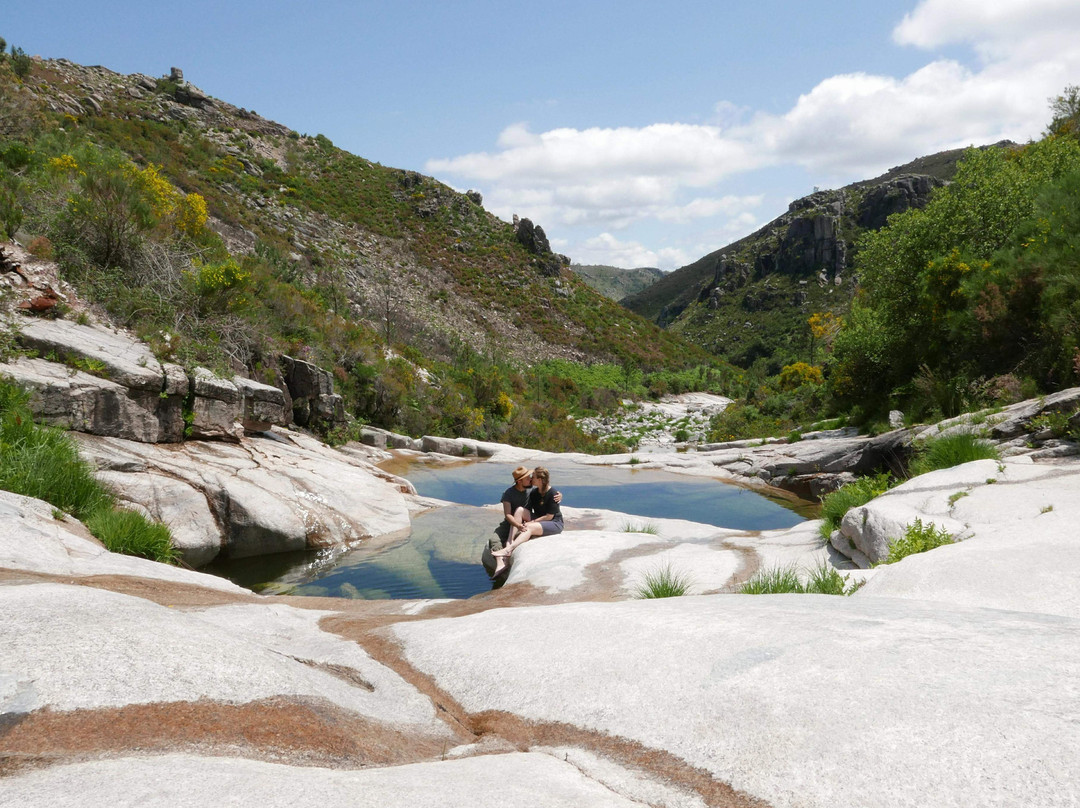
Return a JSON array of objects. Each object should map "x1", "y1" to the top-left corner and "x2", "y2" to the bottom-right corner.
[
  {"x1": 205, "y1": 458, "x2": 811, "y2": 600},
  {"x1": 404, "y1": 459, "x2": 812, "y2": 531}
]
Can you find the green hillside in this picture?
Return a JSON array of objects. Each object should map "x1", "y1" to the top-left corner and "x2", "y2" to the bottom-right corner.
[
  {"x1": 0, "y1": 51, "x2": 723, "y2": 451},
  {"x1": 571, "y1": 264, "x2": 664, "y2": 301}
]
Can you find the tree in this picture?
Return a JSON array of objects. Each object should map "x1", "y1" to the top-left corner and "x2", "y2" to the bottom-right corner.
[
  {"x1": 1047, "y1": 85, "x2": 1080, "y2": 138},
  {"x1": 10, "y1": 46, "x2": 31, "y2": 79}
]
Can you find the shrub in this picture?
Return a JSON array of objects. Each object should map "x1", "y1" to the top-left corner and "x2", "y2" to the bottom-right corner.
[
  {"x1": 908, "y1": 432, "x2": 1000, "y2": 477},
  {"x1": 634, "y1": 563, "x2": 692, "y2": 598},
  {"x1": 0, "y1": 183, "x2": 20, "y2": 239},
  {"x1": 739, "y1": 564, "x2": 802, "y2": 594},
  {"x1": 818, "y1": 473, "x2": 893, "y2": 541},
  {"x1": 884, "y1": 518, "x2": 954, "y2": 563},
  {"x1": 10, "y1": 46, "x2": 32, "y2": 79},
  {"x1": 0, "y1": 381, "x2": 113, "y2": 518},
  {"x1": 779, "y1": 362, "x2": 823, "y2": 390}
]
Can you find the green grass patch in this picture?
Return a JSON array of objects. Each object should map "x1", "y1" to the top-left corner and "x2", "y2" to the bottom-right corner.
[
  {"x1": 0, "y1": 379, "x2": 178, "y2": 563},
  {"x1": 634, "y1": 563, "x2": 692, "y2": 598},
  {"x1": 908, "y1": 432, "x2": 1000, "y2": 477},
  {"x1": 818, "y1": 473, "x2": 893, "y2": 541},
  {"x1": 622, "y1": 520, "x2": 659, "y2": 535},
  {"x1": 740, "y1": 561, "x2": 860, "y2": 595},
  {"x1": 0, "y1": 381, "x2": 113, "y2": 518},
  {"x1": 84, "y1": 507, "x2": 178, "y2": 563},
  {"x1": 883, "y1": 518, "x2": 954, "y2": 564}
]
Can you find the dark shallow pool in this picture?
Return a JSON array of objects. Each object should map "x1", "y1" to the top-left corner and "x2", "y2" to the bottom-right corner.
[
  {"x1": 204, "y1": 505, "x2": 499, "y2": 599},
  {"x1": 204, "y1": 458, "x2": 813, "y2": 600}
]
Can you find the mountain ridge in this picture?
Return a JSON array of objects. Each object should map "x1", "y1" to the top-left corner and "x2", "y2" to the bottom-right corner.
[{"x1": 619, "y1": 146, "x2": 1006, "y2": 371}]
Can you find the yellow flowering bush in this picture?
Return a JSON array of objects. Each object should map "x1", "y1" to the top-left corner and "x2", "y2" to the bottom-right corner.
[
  {"x1": 185, "y1": 257, "x2": 250, "y2": 295},
  {"x1": 779, "y1": 362, "x2": 824, "y2": 390},
  {"x1": 47, "y1": 154, "x2": 81, "y2": 174},
  {"x1": 176, "y1": 192, "x2": 207, "y2": 237}
]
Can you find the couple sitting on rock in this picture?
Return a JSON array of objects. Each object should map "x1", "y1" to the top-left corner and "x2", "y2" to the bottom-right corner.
[{"x1": 490, "y1": 465, "x2": 563, "y2": 577}]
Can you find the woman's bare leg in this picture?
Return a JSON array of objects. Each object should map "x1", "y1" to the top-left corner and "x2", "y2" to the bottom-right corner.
[
  {"x1": 494, "y1": 508, "x2": 532, "y2": 557},
  {"x1": 496, "y1": 522, "x2": 542, "y2": 556}
]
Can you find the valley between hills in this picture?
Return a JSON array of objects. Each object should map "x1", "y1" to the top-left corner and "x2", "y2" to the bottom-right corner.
[{"x1": 1, "y1": 47, "x2": 1080, "y2": 808}]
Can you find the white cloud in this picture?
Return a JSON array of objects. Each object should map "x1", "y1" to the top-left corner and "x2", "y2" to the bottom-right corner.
[
  {"x1": 655, "y1": 196, "x2": 764, "y2": 223},
  {"x1": 893, "y1": 0, "x2": 1080, "y2": 52},
  {"x1": 426, "y1": 1, "x2": 1080, "y2": 268}
]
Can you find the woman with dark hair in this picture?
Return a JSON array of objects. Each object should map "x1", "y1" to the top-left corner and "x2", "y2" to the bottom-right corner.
[{"x1": 492, "y1": 466, "x2": 562, "y2": 560}]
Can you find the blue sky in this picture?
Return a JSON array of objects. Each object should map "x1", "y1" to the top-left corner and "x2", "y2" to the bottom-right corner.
[{"x1": 7, "y1": 1, "x2": 1080, "y2": 269}]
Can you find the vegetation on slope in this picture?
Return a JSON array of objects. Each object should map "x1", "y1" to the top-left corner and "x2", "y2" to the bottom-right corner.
[
  {"x1": 570, "y1": 263, "x2": 664, "y2": 301},
  {"x1": 833, "y1": 113, "x2": 1080, "y2": 421},
  {"x1": 0, "y1": 46, "x2": 731, "y2": 452}
]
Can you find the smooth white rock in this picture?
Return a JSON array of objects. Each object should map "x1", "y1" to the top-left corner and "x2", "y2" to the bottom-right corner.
[
  {"x1": 394, "y1": 595, "x2": 1080, "y2": 808},
  {"x1": 0, "y1": 583, "x2": 443, "y2": 728},
  {"x1": 0, "y1": 490, "x2": 243, "y2": 593},
  {"x1": 0, "y1": 752, "x2": 651, "y2": 808}
]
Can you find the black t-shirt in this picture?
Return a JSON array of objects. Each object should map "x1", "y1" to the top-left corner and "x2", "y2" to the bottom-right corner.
[
  {"x1": 528, "y1": 487, "x2": 562, "y2": 522},
  {"x1": 494, "y1": 484, "x2": 532, "y2": 541}
]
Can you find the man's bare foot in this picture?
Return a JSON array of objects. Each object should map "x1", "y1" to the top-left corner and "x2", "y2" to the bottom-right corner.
[
  {"x1": 492, "y1": 547, "x2": 513, "y2": 558},
  {"x1": 493, "y1": 556, "x2": 508, "y2": 576}
]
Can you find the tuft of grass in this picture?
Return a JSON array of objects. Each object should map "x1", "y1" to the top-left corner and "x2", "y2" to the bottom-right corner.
[
  {"x1": 818, "y1": 473, "x2": 893, "y2": 541},
  {"x1": 83, "y1": 508, "x2": 178, "y2": 564},
  {"x1": 622, "y1": 520, "x2": 659, "y2": 535},
  {"x1": 739, "y1": 564, "x2": 803, "y2": 594},
  {"x1": 635, "y1": 563, "x2": 692, "y2": 598},
  {"x1": 947, "y1": 490, "x2": 969, "y2": 508},
  {"x1": 0, "y1": 382, "x2": 114, "y2": 519},
  {"x1": 1, "y1": 379, "x2": 178, "y2": 564},
  {"x1": 908, "y1": 432, "x2": 1000, "y2": 477},
  {"x1": 740, "y1": 561, "x2": 860, "y2": 595},
  {"x1": 883, "y1": 518, "x2": 954, "y2": 564}
]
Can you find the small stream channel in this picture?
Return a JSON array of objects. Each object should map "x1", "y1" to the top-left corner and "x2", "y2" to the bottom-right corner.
[{"x1": 205, "y1": 457, "x2": 814, "y2": 600}]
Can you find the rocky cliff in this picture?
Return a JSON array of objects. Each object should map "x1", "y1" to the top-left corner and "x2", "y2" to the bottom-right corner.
[{"x1": 621, "y1": 148, "x2": 993, "y2": 370}]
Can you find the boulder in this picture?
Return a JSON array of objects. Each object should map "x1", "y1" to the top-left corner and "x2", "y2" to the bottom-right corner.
[
  {"x1": 1, "y1": 357, "x2": 177, "y2": 443},
  {"x1": 77, "y1": 428, "x2": 413, "y2": 565},
  {"x1": 189, "y1": 367, "x2": 243, "y2": 441},
  {"x1": 0, "y1": 489, "x2": 241, "y2": 591},
  {"x1": 232, "y1": 374, "x2": 288, "y2": 432},
  {"x1": 421, "y1": 435, "x2": 465, "y2": 457},
  {"x1": 359, "y1": 426, "x2": 389, "y2": 449},
  {"x1": 281, "y1": 355, "x2": 344, "y2": 430}
]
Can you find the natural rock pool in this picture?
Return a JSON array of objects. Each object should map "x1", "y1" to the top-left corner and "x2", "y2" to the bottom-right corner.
[{"x1": 205, "y1": 457, "x2": 813, "y2": 599}]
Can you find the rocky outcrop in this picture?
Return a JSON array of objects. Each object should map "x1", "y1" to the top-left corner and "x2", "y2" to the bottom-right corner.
[
  {"x1": 2, "y1": 425, "x2": 1079, "y2": 806},
  {"x1": 855, "y1": 174, "x2": 943, "y2": 229},
  {"x1": 2, "y1": 320, "x2": 189, "y2": 442},
  {"x1": 621, "y1": 151, "x2": 959, "y2": 365},
  {"x1": 78, "y1": 429, "x2": 415, "y2": 567},
  {"x1": 0, "y1": 317, "x2": 292, "y2": 443},
  {"x1": 280, "y1": 355, "x2": 344, "y2": 430},
  {"x1": 513, "y1": 216, "x2": 571, "y2": 277}
]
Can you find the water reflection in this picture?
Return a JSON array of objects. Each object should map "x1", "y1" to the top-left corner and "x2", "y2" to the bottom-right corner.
[
  {"x1": 205, "y1": 456, "x2": 814, "y2": 600},
  {"x1": 400, "y1": 458, "x2": 814, "y2": 530},
  {"x1": 204, "y1": 506, "x2": 498, "y2": 600}
]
